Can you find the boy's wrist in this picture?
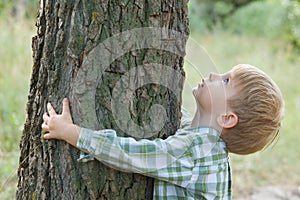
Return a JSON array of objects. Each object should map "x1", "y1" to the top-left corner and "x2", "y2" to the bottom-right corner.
[{"x1": 64, "y1": 124, "x2": 80, "y2": 147}]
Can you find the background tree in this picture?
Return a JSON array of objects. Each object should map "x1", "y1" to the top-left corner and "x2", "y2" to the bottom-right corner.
[
  {"x1": 17, "y1": 0, "x2": 189, "y2": 199},
  {"x1": 285, "y1": 0, "x2": 300, "y2": 51},
  {"x1": 189, "y1": 0, "x2": 259, "y2": 31}
]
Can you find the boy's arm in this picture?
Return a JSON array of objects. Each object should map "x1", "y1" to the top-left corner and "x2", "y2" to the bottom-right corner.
[
  {"x1": 41, "y1": 100, "x2": 231, "y2": 198},
  {"x1": 77, "y1": 127, "x2": 194, "y2": 187},
  {"x1": 42, "y1": 99, "x2": 229, "y2": 195}
]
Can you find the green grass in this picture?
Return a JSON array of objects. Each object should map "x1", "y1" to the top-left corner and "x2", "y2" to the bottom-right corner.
[
  {"x1": 0, "y1": 16, "x2": 35, "y2": 199},
  {"x1": 1, "y1": 8, "x2": 300, "y2": 200}
]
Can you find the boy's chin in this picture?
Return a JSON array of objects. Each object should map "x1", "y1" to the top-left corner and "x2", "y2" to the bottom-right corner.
[
  {"x1": 192, "y1": 89, "x2": 196, "y2": 96},
  {"x1": 192, "y1": 87, "x2": 198, "y2": 96}
]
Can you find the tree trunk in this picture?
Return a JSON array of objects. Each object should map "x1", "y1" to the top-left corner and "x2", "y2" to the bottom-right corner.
[{"x1": 17, "y1": 0, "x2": 189, "y2": 199}]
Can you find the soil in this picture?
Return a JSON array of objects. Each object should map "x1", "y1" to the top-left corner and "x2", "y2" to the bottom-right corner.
[{"x1": 237, "y1": 186, "x2": 300, "y2": 200}]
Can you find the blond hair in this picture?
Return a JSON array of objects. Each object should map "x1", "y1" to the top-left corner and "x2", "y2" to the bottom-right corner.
[{"x1": 221, "y1": 64, "x2": 284, "y2": 155}]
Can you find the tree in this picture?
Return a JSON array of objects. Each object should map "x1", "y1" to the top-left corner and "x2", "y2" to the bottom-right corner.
[
  {"x1": 286, "y1": 0, "x2": 300, "y2": 50},
  {"x1": 17, "y1": 1, "x2": 189, "y2": 199},
  {"x1": 189, "y1": 0, "x2": 259, "y2": 32}
]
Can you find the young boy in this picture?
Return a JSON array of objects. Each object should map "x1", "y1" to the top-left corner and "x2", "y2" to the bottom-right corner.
[{"x1": 41, "y1": 64, "x2": 284, "y2": 199}]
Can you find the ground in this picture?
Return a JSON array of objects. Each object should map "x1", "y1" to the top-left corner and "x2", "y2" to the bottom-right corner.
[{"x1": 238, "y1": 186, "x2": 300, "y2": 200}]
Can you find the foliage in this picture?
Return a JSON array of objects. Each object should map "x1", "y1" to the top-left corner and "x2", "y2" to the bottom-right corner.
[
  {"x1": 0, "y1": 0, "x2": 13, "y2": 16},
  {"x1": 224, "y1": 0, "x2": 289, "y2": 38},
  {"x1": 189, "y1": 0, "x2": 300, "y2": 50},
  {"x1": 188, "y1": 0, "x2": 258, "y2": 33},
  {"x1": 188, "y1": 0, "x2": 211, "y2": 33},
  {"x1": 283, "y1": 0, "x2": 300, "y2": 50},
  {"x1": 0, "y1": 0, "x2": 38, "y2": 19},
  {"x1": 0, "y1": 0, "x2": 13, "y2": 11},
  {"x1": 24, "y1": 0, "x2": 39, "y2": 18}
]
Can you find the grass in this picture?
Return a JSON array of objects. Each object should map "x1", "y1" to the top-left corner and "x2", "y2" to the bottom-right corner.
[
  {"x1": 0, "y1": 15, "x2": 35, "y2": 199},
  {"x1": 1, "y1": 9, "x2": 300, "y2": 200}
]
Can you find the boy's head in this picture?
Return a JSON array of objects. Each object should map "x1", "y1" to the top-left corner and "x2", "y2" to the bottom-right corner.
[{"x1": 220, "y1": 64, "x2": 284, "y2": 155}]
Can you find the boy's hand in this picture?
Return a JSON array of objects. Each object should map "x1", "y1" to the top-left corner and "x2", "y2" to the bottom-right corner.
[{"x1": 41, "y1": 98, "x2": 80, "y2": 147}]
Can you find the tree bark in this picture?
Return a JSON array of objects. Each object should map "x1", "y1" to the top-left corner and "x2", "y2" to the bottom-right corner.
[{"x1": 17, "y1": 0, "x2": 189, "y2": 199}]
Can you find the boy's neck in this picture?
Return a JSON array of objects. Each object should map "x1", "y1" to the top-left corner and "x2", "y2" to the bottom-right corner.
[
  {"x1": 191, "y1": 108, "x2": 221, "y2": 132},
  {"x1": 191, "y1": 110, "x2": 201, "y2": 128}
]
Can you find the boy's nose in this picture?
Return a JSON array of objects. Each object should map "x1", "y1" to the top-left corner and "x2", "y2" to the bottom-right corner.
[{"x1": 209, "y1": 72, "x2": 221, "y2": 81}]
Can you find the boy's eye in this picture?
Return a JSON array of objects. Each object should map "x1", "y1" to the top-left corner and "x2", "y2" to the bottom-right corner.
[{"x1": 223, "y1": 78, "x2": 229, "y2": 85}]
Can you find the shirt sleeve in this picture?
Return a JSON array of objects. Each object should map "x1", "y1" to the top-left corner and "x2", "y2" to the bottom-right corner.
[
  {"x1": 180, "y1": 107, "x2": 193, "y2": 129},
  {"x1": 77, "y1": 128, "x2": 195, "y2": 187}
]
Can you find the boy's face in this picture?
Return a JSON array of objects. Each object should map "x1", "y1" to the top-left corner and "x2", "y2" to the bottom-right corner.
[{"x1": 192, "y1": 69, "x2": 236, "y2": 116}]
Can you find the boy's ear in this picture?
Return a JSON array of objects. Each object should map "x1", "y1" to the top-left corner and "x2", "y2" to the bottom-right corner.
[{"x1": 217, "y1": 112, "x2": 238, "y2": 129}]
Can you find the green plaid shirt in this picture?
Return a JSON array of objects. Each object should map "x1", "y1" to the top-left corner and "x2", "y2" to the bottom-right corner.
[
  {"x1": 77, "y1": 108, "x2": 231, "y2": 200},
  {"x1": 77, "y1": 110, "x2": 231, "y2": 199}
]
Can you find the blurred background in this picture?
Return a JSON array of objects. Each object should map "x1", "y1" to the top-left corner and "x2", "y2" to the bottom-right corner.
[{"x1": 0, "y1": 0, "x2": 299, "y2": 199}]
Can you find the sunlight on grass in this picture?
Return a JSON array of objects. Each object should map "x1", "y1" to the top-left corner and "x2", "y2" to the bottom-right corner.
[
  {"x1": 0, "y1": 16, "x2": 35, "y2": 199},
  {"x1": 0, "y1": 18, "x2": 34, "y2": 152}
]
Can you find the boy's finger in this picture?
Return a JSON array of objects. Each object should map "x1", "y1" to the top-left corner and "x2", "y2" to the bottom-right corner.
[
  {"x1": 47, "y1": 102, "x2": 57, "y2": 116},
  {"x1": 41, "y1": 122, "x2": 49, "y2": 132},
  {"x1": 43, "y1": 112, "x2": 49, "y2": 123},
  {"x1": 62, "y1": 98, "x2": 71, "y2": 115},
  {"x1": 43, "y1": 133, "x2": 52, "y2": 140}
]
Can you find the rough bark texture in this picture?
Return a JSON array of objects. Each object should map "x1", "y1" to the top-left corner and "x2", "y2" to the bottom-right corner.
[{"x1": 17, "y1": 0, "x2": 189, "y2": 199}]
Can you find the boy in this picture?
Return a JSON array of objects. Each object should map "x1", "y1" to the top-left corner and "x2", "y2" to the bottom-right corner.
[{"x1": 41, "y1": 64, "x2": 284, "y2": 199}]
